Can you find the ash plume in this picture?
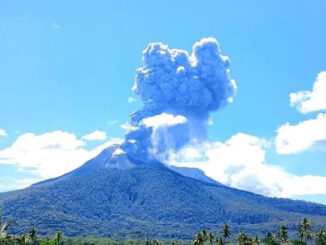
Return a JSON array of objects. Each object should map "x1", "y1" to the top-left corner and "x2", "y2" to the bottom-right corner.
[{"x1": 121, "y1": 37, "x2": 237, "y2": 162}]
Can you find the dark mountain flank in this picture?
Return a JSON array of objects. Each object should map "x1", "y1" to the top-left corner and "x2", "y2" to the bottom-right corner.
[{"x1": 1, "y1": 146, "x2": 326, "y2": 239}]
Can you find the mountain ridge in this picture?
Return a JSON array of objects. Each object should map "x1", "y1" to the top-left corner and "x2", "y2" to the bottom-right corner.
[{"x1": 1, "y1": 146, "x2": 326, "y2": 239}]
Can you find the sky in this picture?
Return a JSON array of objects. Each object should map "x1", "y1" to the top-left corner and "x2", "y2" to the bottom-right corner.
[{"x1": 0, "y1": 0, "x2": 326, "y2": 204}]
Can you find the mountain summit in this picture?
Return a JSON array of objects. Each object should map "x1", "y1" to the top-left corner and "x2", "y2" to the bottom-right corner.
[
  {"x1": 33, "y1": 144, "x2": 222, "y2": 188},
  {"x1": 1, "y1": 146, "x2": 326, "y2": 239}
]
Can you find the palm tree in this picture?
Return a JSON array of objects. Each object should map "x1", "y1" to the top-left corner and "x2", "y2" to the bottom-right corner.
[
  {"x1": 265, "y1": 232, "x2": 273, "y2": 240},
  {"x1": 208, "y1": 232, "x2": 214, "y2": 244},
  {"x1": 263, "y1": 232, "x2": 278, "y2": 245},
  {"x1": 29, "y1": 227, "x2": 38, "y2": 245},
  {"x1": 221, "y1": 224, "x2": 231, "y2": 240},
  {"x1": 145, "y1": 239, "x2": 152, "y2": 245},
  {"x1": 0, "y1": 213, "x2": 13, "y2": 240},
  {"x1": 252, "y1": 236, "x2": 260, "y2": 245},
  {"x1": 53, "y1": 231, "x2": 63, "y2": 245},
  {"x1": 297, "y1": 217, "x2": 312, "y2": 243},
  {"x1": 152, "y1": 240, "x2": 161, "y2": 245},
  {"x1": 315, "y1": 229, "x2": 326, "y2": 245},
  {"x1": 214, "y1": 237, "x2": 224, "y2": 245},
  {"x1": 16, "y1": 234, "x2": 28, "y2": 245},
  {"x1": 276, "y1": 225, "x2": 289, "y2": 244},
  {"x1": 237, "y1": 231, "x2": 251, "y2": 245},
  {"x1": 202, "y1": 230, "x2": 208, "y2": 241},
  {"x1": 194, "y1": 232, "x2": 205, "y2": 245}
]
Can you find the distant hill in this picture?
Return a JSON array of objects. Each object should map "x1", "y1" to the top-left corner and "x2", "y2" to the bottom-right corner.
[
  {"x1": 1, "y1": 146, "x2": 326, "y2": 239},
  {"x1": 169, "y1": 166, "x2": 223, "y2": 186}
]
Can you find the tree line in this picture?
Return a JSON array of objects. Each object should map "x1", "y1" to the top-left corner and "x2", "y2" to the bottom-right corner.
[
  {"x1": 1, "y1": 214, "x2": 326, "y2": 245},
  {"x1": 192, "y1": 218, "x2": 326, "y2": 245}
]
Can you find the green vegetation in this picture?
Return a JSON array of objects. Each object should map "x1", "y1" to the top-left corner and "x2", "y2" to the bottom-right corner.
[
  {"x1": 0, "y1": 215, "x2": 326, "y2": 245},
  {"x1": 2, "y1": 166, "x2": 326, "y2": 239}
]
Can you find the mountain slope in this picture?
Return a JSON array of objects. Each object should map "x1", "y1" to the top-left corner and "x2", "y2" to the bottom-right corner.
[
  {"x1": 169, "y1": 166, "x2": 223, "y2": 186},
  {"x1": 1, "y1": 148, "x2": 326, "y2": 239}
]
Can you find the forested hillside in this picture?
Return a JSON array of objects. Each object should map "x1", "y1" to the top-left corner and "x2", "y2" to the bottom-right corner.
[{"x1": 1, "y1": 163, "x2": 326, "y2": 239}]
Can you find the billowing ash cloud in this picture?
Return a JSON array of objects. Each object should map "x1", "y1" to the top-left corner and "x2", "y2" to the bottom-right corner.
[
  {"x1": 121, "y1": 38, "x2": 236, "y2": 162},
  {"x1": 131, "y1": 37, "x2": 236, "y2": 122}
]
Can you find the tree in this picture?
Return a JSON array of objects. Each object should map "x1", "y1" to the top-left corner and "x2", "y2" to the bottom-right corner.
[
  {"x1": 145, "y1": 239, "x2": 152, "y2": 245},
  {"x1": 265, "y1": 232, "x2": 273, "y2": 240},
  {"x1": 152, "y1": 240, "x2": 161, "y2": 245},
  {"x1": 201, "y1": 230, "x2": 208, "y2": 241},
  {"x1": 297, "y1": 218, "x2": 312, "y2": 243},
  {"x1": 16, "y1": 235, "x2": 28, "y2": 245},
  {"x1": 315, "y1": 229, "x2": 326, "y2": 245},
  {"x1": 221, "y1": 224, "x2": 231, "y2": 240},
  {"x1": 262, "y1": 232, "x2": 279, "y2": 245},
  {"x1": 208, "y1": 232, "x2": 214, "y2": 244},
  {"x1": 252, "y1": 236, "x2": 260, "y2": 245},
  {"x1": 214, "y1": 237, "x2": 224, "y2": 245},
  {"x1": 53, "y1": 231, "x2": 63, "y2": 245},
  {"x1": 0, "y1": 214, "x2": 13, "y2": 239},
  {"x1": 276, "y1": 225, "x2": 289, "y2": 244},
  {"x1": 29, "y1": 228, "x2": 38, "y2": 245},
  {"x1": 237, "y1": 231, "x2": 251, "y2": 245},
  {"x1": 194, "y1": 232, "x2": 205, "y2": 245}
]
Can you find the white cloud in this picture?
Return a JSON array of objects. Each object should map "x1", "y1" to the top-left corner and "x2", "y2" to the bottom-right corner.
[
  {"x1": 0, "y1": 130, "x2": 122, "y2": 179},
  {"x1": 290, "y1": 71, "x2": 326, "y2": 113},
  {"x1": 0, "y1": 129, "x2": 7, "y2": 137},
  {"x1": 167, "y1": 133, "x2": 326, "y2": 198},
  {"x1": 82, "y1": 130, "x2": 107, "y2": 141},
  {"x1": 0, "y1": 177, "x2": 42, "y2": 192},
  {"x1": 121, "y1": 122, "x2": 137, "y2": 131},
  {"x1": 275, "y1": 113, "x2": 326, "y2": 154},
  {"x1": 141, "y1": 113, "x2": 187, "y2": 128},
  {"x1": 121, "y1": 114, "x2": 187, "y2": 134},
  {"x1": 127, "y1": 97, "x2": 137, "y2": 103}
]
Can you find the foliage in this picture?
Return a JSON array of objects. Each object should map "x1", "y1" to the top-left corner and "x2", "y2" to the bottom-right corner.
[
  {"x1": 0, "y1": 147, "x2": 325, "y2": 243},
  {"x1": 276, "y1": 225, "x2": 289, "y2": 244},
  {"x1": 0, "y1": 216, "x2": 325, "y2": 245},
  {"x1": 262, "y1": 233, "x2": 279, "y2": 245},
  {"x1": 0, "y1": 214, "x2": 13, "y2": 239},
  {"x1": 297, "y1": 218, "x2": 312, "y2": 243},
  {"x1": 221, "y1": 225, "x2": 231, "y2": 240},
  {"x1": 315, "y1": 229, "x2": 326, "y2": 245},
  {"x1": 1, "y1": 165, "x2": 326, "y2": 239}
]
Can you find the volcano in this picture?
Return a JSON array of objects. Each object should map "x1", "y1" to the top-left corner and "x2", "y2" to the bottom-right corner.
[
  {"x1": 1, "y1": 38, "x2": 326, "y2": 239},
  {"x1": 1, "y1": 145, "x2": 326, "y2": 239}
]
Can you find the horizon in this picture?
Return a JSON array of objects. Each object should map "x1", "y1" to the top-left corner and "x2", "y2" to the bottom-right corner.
[{"x1": 1, "y1": 0, "x2": 326, "y2": 205}]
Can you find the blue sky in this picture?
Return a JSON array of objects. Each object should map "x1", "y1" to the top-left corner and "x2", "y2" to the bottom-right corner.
[{"x1": 0, "y1": 0, "x2": 326, "y2": 203}]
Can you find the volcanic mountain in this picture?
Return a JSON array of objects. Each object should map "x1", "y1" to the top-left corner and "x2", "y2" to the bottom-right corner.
[{"x1": 1, "y1": 145, "x2": 326, "y2": 239}]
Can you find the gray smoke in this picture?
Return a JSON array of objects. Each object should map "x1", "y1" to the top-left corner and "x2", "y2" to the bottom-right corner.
[{"x1": 121, "y1": 37, "x2": 237, "y2": 162}]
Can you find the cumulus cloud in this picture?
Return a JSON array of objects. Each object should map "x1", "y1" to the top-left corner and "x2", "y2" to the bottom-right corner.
[
  {"x1": 0, "y1": 129, "x2": 7, "y2": 137},
  {"x1": 167, "y1": 133, "x2": 326, "y2": 198},
  {"x1": 0, "y1": 130, "x2": 122, "y2": 179},
  {"x1": 121, "y1": 122, "x2": 137, "y2": 131},
  {"x1": 141, "y1": 113, "x2": 187, "y2": 128},
  {"x1": 82, "y1": 130, "x2": 107, "y2": 141},
  {"x1": 0, "y1": 177, "x2": 42, "y2": 192},
  {"x1": 290, "y1": 71, "x2": 326, "y2": 113},
  {"x1": 275, "y1": 113, "x2": 326, "y2": 154}
]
